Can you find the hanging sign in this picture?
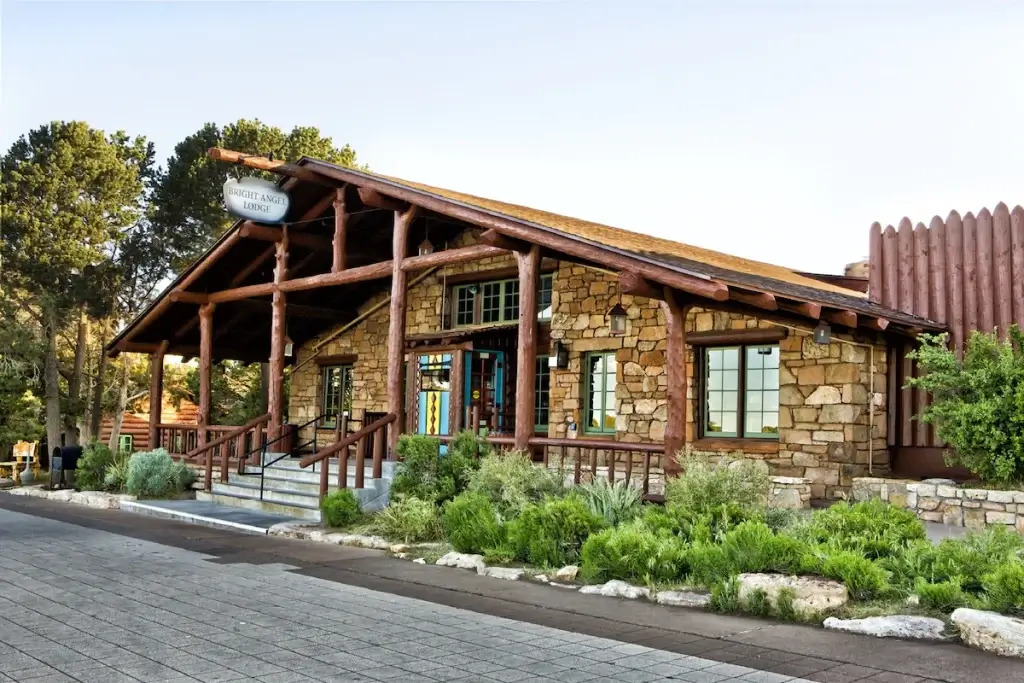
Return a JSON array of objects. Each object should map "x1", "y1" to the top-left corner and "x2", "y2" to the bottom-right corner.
[{"x1": 223, "y1": 176, "x2": 290, "y2": 223}]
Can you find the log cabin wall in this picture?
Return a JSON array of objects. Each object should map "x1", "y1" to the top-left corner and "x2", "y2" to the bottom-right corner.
[{"x1": 868, "y1": 203, "x2": 1024, "y2": 477}]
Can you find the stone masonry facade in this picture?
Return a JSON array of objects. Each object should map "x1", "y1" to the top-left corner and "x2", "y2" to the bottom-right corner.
[{"x1": 289, "y1": 227, "x2": 889, "y2": 499}]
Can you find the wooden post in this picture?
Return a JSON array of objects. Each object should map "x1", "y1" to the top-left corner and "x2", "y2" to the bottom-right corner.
[
  {"x1": 662, "y1": 288, "x2": 687, "y2": 474},
  {"x1": 147, "y1": 340, "x2": 169, "y2": 449},
  {"x1": 387, "y1": 208, "x2": 416, "y2": 455},
  {"x1": 268, "y1": 226, "x2": 289, "y2": 443},
  {"x1": 198, "y1": 304, "x2": 215, "y2": 490},
  {"x1": 332, "y1": 188, "x2": 347, "y2": 273},
  {"x1": 514, "y1": 245, "x2": 540, "y2": 450}
]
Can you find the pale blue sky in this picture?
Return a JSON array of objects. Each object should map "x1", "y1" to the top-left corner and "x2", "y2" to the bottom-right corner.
[{"x1": 3, "y1": 1, "x2": 1022, "y2": 274}]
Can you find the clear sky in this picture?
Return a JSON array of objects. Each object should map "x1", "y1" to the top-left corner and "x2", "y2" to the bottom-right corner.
[{"x1": 3, "y1": 1, "x2": 1022, "y2": 274}]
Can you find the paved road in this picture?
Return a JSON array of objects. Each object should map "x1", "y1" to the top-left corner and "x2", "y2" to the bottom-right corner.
[{"x1": 0, "y1": 498, "x2": 1018, "y2": 683}]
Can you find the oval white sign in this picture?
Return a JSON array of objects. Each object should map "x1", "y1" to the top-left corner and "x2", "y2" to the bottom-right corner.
[{"x1": 223, "y1": 177, "x2": 290, "y2": 223}]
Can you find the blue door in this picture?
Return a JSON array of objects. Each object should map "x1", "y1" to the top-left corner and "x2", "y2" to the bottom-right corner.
[
  {"x1": 417, "y1": 354, "x2": 452, "y2": 437},
  {"x1": 464, "y1": 350, "x2": 506, "y2": 434}
]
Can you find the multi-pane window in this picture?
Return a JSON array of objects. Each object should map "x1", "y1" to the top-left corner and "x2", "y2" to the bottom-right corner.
[
  {"x1": 535, "y1": 356, "x2": 550, "y2": 431},
  {"x1": 702, "y1": 345, "x2": 779, "y2": 438},
  {"x1": 584, "y1": 351, "x2": 617, "y2": 434},
  {"x1": 453, "y1": 274, "x2": 553, "y2": 327},
  {"x1": 321, "y1": 364, "x2": 354, "y2": 428},
  {"x1": 118, "y1": 434, "x2": 134, "y2": 453}
]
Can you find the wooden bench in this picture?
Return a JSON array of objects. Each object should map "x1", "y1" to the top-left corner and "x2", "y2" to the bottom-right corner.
[{"x1": 0, "y1": 441, "x2": 39, "y2": 483}]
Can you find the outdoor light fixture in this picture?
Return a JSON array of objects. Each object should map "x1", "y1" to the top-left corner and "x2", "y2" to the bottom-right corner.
[
  {"x1": 608, "y1": 303, "x2": 627, "y2": 336},
  {"x1": 468, "y1": 283, "x2": 479, "y2": 295},
  {"x1": 284, "y1": 335, "x2": 294, "y2": 357},
  {"x1": 550, "y1": 341, "x2": 569, "y2": 369},
  {"x1": 418, "y1": 238, "x2": 435, "y2": 256},
  {"x1": 813, "y1": 321, "x2": 831, "y2": 345}
]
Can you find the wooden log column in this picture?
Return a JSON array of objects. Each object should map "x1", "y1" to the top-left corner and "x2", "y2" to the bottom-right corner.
[
  {"x1": 147, "y1": 340, "x2": 169, "y2": 450},
  {"x1": 514, "y1": 245, "x2": 541, "y2": 450},
  {"x1": 332, "y1": 188, "x2": 347, "y2": 273},
  {"x1": 387, "y1": 207, "x2": 417, "y2": 455},
  {"x1": 268, "y1": 226, "x2": 289, "y2": 443},
  {"x1": 198, "y1": 304, "x2": 215, "y2": 489},
  {"x1": 662, "y1": 288, "x2": 688, "y2": 474}
]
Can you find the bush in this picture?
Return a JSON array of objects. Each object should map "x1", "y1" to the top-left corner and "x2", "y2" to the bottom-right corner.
[
  {"x1": 797, "y1": 500, "x2": 925, "y2": 560},
  {"x1": 466, "y1": 450, "x2": 562, "y2": 516},
  {"x1": 321, "y1": 489, "x2": 362, "y2": 528},
  {"x1": 508, "y1": 495, "x2": 605, "y2": 567},
  {"x1": 984, "y1": 560, "x2": 1024, "y2": 615},
  {"x1": 391, "y1": 432, "x2": 480, "y2": 504},
  {"x1": 744, "y1": 588, "x2": 772, "y2": 617},
  {"x1": 820, "y1": 550, "x2": 890, "y2": 600},
  {"x1": 103, "y1": 455, "x2": 131, "y2": 492},
  {"x1": 666, "y1": 455, "x2": 769, "y2": 514},
  {"x1": 932, "y1": 527, "x2": 1024, "y2": 593},
  {"x1": 720, "y1": 521, "x2": 806, "y2": 575},
  {"x1": 580, "y1": 520, "x2": 688, "y2": 584},
  {"x1": 125, "y1": 449, "x2": 192, "y2": 498},
  {"x1": 906, "y1": 327, "x2": 1024, "y2": 483},
  {"x1": 709, "y1": 577, "x2": 741, "y2": 613},
  {"x1": 371, "y1": 496, "x2": 443, "y2": 543},
  {"x1": 76, "y1": 441, "x2": 115, "y2": 491},
  {"x1": 686, "y1": 542, "x2": 732, "y2": 588},
  {"x1": 442, "y1": 492, "x2": 505, "y2": 554},
  {"x1": 763, "y1": 507, "x2": 802, "y2": 533},
  {"x1": 915, "y1": 578, "x2": 970, "y2": 612},
  {"x1": 575, "y1": 478, "x2": 643, "y2": 527},
  {"x1": 776, "y1": 587, "x2": 798, "y2": 621}
]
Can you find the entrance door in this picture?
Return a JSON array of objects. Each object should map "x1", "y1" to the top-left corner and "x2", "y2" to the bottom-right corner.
[
  {"x1": 464, "y1": 350, "x2": 506, "y2": 434},
  {"x1": 416, "y1": 354, "x2": 452, "y2": 437}
]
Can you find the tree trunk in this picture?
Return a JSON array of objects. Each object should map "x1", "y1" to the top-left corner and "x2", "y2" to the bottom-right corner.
[
  {"x1": 107, "y1": 354, "x2": 130, "y2": 451},
  {"x1": 89, "y1": 318, "x2": 109, "y2": 440},
  {"x1": 66, "y1": 308, "x2": 89, "y2": 446},
  {"x1": 43, "y1": 308, "x2": 63, "y2": 459}
]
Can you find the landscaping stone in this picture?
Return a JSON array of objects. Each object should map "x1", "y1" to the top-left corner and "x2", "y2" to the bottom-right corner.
[
  {"x1": 555, "y1": 565, "x2": 579, "y2": 582},
  {"x1": 655, "y1": 590, "x2": 710, "y2": 608},
  {"x1": 0, "y1": 478, "x2": 14, "y2": 489},
  {"x1": 737, "y1": 574, "x2": 848, "y2": 616},
  {"x1": 413, "y1": 558, "x2": 426, "y2": 564},
  {"x1": 951, "y1": 608, "x2": 1024, "y2": 659},
  {"x1": 435, "y1": 552, "x2": 485, "y2": 571},
  {"x1": 478, "y1": 566, "x2": 525, "y2": 581},
  {"x1": 389, "y1": 543, "x2": 410, "y2": 553},
  {"x1": 533, "y1": 574, "x2": 549, "y2": 583},
  {"x1": 769, "y1": 476, "x2": 811, "y2": 509},
  {"x1": 579, "y1": 580, "x2": 650, "y2": 600},
  {"x1": 823, "y1": 615, "x2": 950, "y2": 641}
]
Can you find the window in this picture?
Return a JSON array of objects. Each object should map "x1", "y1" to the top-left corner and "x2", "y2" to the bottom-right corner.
[
  {"x1": 118, "y1": 434, "x2": 133, "y2": 453},
  {"x1": 453, "y1": 274, "x2": 553, "y2": 327},
  {"x1": 535, "y1": 356, "x2": 550, "y2": 431},
  {"x1": 584, "y1": 351, "x2": 617, "y2": 434},
  {"x1": 702, "y1": 345, "x2": 779, "y2": 438},
  {"x1": 321, "y1": 364, "x2": 353, "y2": 428}
]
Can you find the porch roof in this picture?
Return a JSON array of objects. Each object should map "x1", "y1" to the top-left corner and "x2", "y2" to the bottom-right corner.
[{"x1": 108, "y1": 151, "x2": 944, "y2": 360}]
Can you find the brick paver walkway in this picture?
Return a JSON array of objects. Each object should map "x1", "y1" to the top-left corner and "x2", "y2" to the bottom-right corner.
[{"x1": 0, "y1": 507, "x2": 810, "y2": 683}]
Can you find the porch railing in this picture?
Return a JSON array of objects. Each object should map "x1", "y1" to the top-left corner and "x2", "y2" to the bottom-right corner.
[
  {"x1": 299, "y1": 413, "x2": 397, "y2": 504},
  {"x1": 529, "y1": 437, "x2": 666, "y2": 497},
  {"x1": 176, "y1": 413, "x2": 273, "y2": 491}
]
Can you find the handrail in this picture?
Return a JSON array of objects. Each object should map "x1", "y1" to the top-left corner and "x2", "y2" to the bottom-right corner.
[
  {"x1": 257, "y1": 411, "x2": 334, "y2": 500},
  {"x1": 184, "y1": 413, "x2": 271, "y2": 460},
  {"x1": 299, "y1": 413, "x2": 396, "y2": 468},
  {"x1": 528, "y1": 436, "x2": 665, "y2": 453},
  {"x1": 300, "y1": 413, "x2": 396, "y2": 504}
]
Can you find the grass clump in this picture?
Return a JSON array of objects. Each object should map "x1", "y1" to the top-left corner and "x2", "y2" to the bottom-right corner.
[
  {"x1": 508, "y1": 495, "x2": 605, "y2": 568},
  {"x1": 575, "y1": 478, "x2": 643, "y2": 527},
  {"x1": 371, "y1": 496, "x2": 443, "y2": 543},
  {"x1": 667, "y1": 455, "x2": 769, "y2": 513},
  {"x1": 441, "y1": 492, "x2": 505, "y2": 554},
  {"x1": 321, "y1": 489, "x2": 362, "y2": 528},
  {"x1": 796, "y1": 500, "x2": 925, "y2": 560},
  {"x1": 983, "y1": 560, "x2": 1024, "y2": 615},
  {"x1": 914, "y1": 578, "x2": 971, "y2": 612},
  {"x1": 466, "y1": 450, "x2": 562, "y2": 516},
  {"x1": 709, "y1": 577, "x2": 741, "y2": 613},
  {"x1": 820, "y1": 550, "x2": 891, "y2": 600},
  {"x1": 580, "y1": 520, "x2": 688, "y2": 584}
]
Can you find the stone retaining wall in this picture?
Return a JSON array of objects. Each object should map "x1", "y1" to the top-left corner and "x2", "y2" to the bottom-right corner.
[
  {"x1": 852, "y1": 477, "x2": 1024, "y2": 533},
  {"x1": 769, "y1": 476, "x2": 812, "y2": 509}
]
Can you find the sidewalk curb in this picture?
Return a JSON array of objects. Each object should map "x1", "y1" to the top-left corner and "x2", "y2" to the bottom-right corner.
[{"x1": 120, "y1": 500, "x2": 269, "y2": 535}]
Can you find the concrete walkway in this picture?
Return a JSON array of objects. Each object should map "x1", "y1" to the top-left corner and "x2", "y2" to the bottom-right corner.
[
  {"x1": 1, "y1": 494, "x2": 1021, "y2": 683},
  {"x1": 122, "y1": 499, "x2": 302, "y2": 534}
]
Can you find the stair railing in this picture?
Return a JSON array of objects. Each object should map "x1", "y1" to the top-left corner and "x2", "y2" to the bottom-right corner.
[
  {"x1": 182, "y1": 413, "x2": 272, "y2": 492},
  {"x1": 253, "y1": 412, "x2": 336, "y2": 501},
  {"x1": 299, "y1": 413, "x2": 396, "y2": 505}
]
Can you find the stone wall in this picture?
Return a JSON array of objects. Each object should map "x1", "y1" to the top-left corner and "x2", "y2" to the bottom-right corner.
[{"x1": 853, "y1": 477, "x2": 1024, "y2": 533}]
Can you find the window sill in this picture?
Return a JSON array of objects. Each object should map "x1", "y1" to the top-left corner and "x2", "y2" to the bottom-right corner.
[{"x1": 691, "y1": 438, "x2": 780, "y2": 454}]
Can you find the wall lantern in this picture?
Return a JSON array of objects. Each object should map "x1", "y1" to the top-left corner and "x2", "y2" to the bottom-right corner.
[
  {"x1": 417, "y1": 238, "x2": 435, "y2": 256},
  {"x1": 284, "y1": 335, "x2": 294, "y2": 357},
  {"x1": 608, "y1": 303, "x2": 628, "y2": 336},
  {"x1": 549, "y1": 340, "x2": 569, "y2": 369},
  {"x1": 813, "y1": 321, "x2": 831, "y2": 345}
]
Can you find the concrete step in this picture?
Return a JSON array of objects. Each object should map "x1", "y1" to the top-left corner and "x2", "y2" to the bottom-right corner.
[
  {"x1": 243, "y1": 462, "x2": 394, "y2": 485},
  {"x1": 210, "y1": 478, "x2": 390, "y2": 515},
  {"x1": 257, "y1": 457, "x2": 397, "y2": 478},
  {"x1": 227, "y1": 472, "x2": 389, "y2": 497},
  {"x1": 196, "y1": 490, "x2": 321, "y2": 522}
]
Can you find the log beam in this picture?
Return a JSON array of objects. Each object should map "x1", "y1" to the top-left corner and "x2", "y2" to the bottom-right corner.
[
  {"x1": 268, "y1": 226, "x2": 289, "y2": 443},
  {"x1": 358, "y1": 187, "x2": 409, "y2": 213},
  {"x1": 662, "y1": 287, "x2": 688, "y2": 473},
  {"x1": 147, "y1": 340, "x2": 169, "y2": 449},
  {"x1": 387, "y1": 207, "x2": 417, "y2": 454},
  {"x1": 480, "y1": 229, "x2": 532, "y2": 253},
  {"x1": 235, "y1": 299, "x2": 348, "y2": 320},
  {"x1": 779, "y1": 300, "x2": 822, "y2": 319},
  {"x1": 207, "y1": 148, "x2": 338, "y2": 187},
  {"x1": 332, "y1": 188, "x2": 347, "y2": 272},
  {"x1": 399, "y1": 244, "x2": 507, "y2": 272},
  {"x1": 619, "y1": 271, "x2": 667, "y2": 300},
  {"x1": 514, "y1": 245, "x2": 541, "y2": 450},
  {"x1": 240, "y1": 222, "x2": 330, "y2": 250},
  {"x1": 168, "y1": 291, "x2": 210, "y2": 305},
  {"x1": 823, "y1": 309, "x2": 858, "y2": 329},
  {"x1": 862, "y1": 317, "x2": 890, "y2": 332},
  {"x1": 729, "y1": 290, "x2": 778, "y2": 311}
]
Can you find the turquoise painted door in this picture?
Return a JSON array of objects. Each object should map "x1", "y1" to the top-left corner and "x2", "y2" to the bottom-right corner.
[
  {"x1": 417, "y1": 353, "x2": 452, "y2": 437},
  {"x1": 464, "y1": 350, "x2": 506, "y2": 434}
]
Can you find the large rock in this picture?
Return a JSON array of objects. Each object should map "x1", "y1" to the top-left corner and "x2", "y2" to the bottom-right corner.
[
  {"x1": 737, "y1": 574, "x2": 848, "y2": 617},
  {"x1": 478, "y1": 566, "x2": 525, "y2": 581},
  {"x1": 655, "y1": 591, "x2": 710, "y2": 608},
  {"x1": 951, "y1": 609, "x2": 1024, "y2": 658},
  {"x1": 555, "y1": 565, "x2": 579, "y2": 582},
  {"x1": 435, "y1": 552, "x2": 485, "y2": 572},
  {"x1": 579, "y1": 580, "x2": 650, "y2": 600},
  {"x1": 0, "y1": 478, "x2": 14, "y2": 489},
  {"x1": 823, "y1": 615, "x2": 951, "y2": 641}
]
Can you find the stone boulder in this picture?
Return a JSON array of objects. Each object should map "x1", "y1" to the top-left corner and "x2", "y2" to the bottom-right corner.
[
  {"x1": 823, "y1": 615, "x2": 951, "y2": 641},
  {"x1": 655, "y1": 591, "x2": 710, "y2": 608},
  {"x1": 579, "y1": 580, "x2": 650, "y2": 600},
  {"x1": 0, "y1": 478, "x2": 14, "y2": 489},
  {"x1": 435, "y1": 552, "x2": 485, "y2": 572},
  {"x1": 478, "y1": 567, "x2": 525, "y2": 581},
  {"x1": 951, "y1": 609, "x2": 1024, "y2": 658},
  {"x1": 555, "y1": 565, "x2": 579, "y2": 582},
  {"x1": 737, "y1": 574, "x2": 848, "y2": 617}
]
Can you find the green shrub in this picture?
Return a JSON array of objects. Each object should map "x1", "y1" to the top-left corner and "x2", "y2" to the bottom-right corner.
[
  {"x1": 580, "y1": 520, "x2": 688, "y2": 584},
  {"x1": 744, "y1": 587, "x2": 772, "y2": 617},
  {"x1": 371, "y1": 496, "x2": 443, "y2": 543},
  {"x1": 879, "y1": 540, "x2": 939, "y2": 590},
  {"x1": 391, "y1": 432, "x2": 480, "y2": 504},
  {"x1": 442, "y1": 492, "x2": 505, "y2": 554},
  {"x1": 125, "y1": 449, "x2": 191, "y2": 498},
  {"x1": 720, "y1": 521, "x2": 806, "y2": 575},
  {"x1": 466, "y1": 450, "x2": 562, "y2": 516},
  {"x1": 914, "y1": 578, "x2": 970, "y2": 612},
  {"x1": 709, "y1": 577, "x2": 741, "y2": 612},
  {"x1": 666, "y1": 455, "x2": 769, "y2": 513},
  {"x1": 906, "y1": 327, "x2": 1024, "y2": 483},
  {"x1": 776, "y1": 587, "x2": 798, "y2": 621},
  {"x1": 575, "y1": 478, "x2": 643, "y2": 527},
  {"x1": 763, "y1": 507, "x2": 802, "y2": 533},
  {"x1": 76, "y1": 441, "x2": 115, "y2": 491},
  {"x1": 820, "y1": 550, "x2": 890, "y2": 600},
  {"x1": 321, "y1": 489, "x2": 362, "y2": 528},
  {"x1": 797, "y1": 500, "x2": 925, "y2": 559},
  {"x1": 686, "y1": 542, "x2": 732, "y2": 588},
  {"x1": 103, "y1": 454, "x2": 131, "y2": 492},
  {"x1": 509, "y1": 495, "x2": 605, "y2": 567},
  {"x1": 932, "y1": 527, "x2": 1024, "y2": 592},
  {"x1": 984, "y1": 560, "x2": 1024, "y2": 615}
]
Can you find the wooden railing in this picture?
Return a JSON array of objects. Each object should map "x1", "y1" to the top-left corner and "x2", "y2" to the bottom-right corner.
[
  {"x1": 528, "y1": 437, "x2": 666, "y2": 497},
  {"x1": 299, "y1": 413, "x2": 397, "y2": 504},
  {"x1": 178, "y1": 413, "x2": 272, "y2": 491}
]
